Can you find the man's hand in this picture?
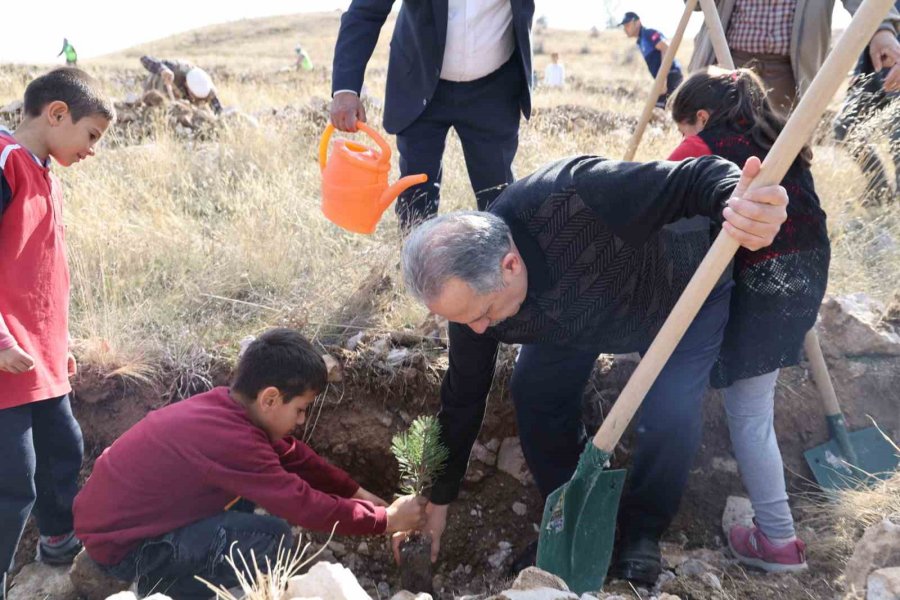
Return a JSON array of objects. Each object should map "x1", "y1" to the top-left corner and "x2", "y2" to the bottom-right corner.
[
  {"x1": 0, "y1": 345, "x2": 35, "y2": 374},
  {"x1": 353, "y1": 487, "x2": 388, "y2": 507},
  {"x1": 721, "y1": 156, "x2": 788, "y2": 251},
  {"x1": 330, "y1": 91, "x2": 367, "y2": 132},
  {"x1": 870, "y1": 30, "x2": 900, "y2": 92},
  {"x1": 160, "y1": 67, "x2": 175, "y2": 86},
  {"x1": 391, "y1": 501, "x2": 448, "y2": 565},
  {"x1": 385, "y1": 494, "x2": 428, "y2": 534},
  {"x1": 67, "y1": 352, "x2": 77, "y2": 378}
]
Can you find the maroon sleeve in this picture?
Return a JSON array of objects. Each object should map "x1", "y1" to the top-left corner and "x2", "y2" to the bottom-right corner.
[
  {"x1": 204, "y1": 436, "x2": 387, "y2": 536},
  {"x1": 275, "y1": 437, "x2": 360, "y2": 498},
  {"x1": 667, "y1": 135, "x2": 713, "y2": 161}
]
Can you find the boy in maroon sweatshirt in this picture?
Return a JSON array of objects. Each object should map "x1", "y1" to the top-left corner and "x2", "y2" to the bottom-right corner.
[{"x1": 74, "y1": 328, "x2": 426, "y2": 599}]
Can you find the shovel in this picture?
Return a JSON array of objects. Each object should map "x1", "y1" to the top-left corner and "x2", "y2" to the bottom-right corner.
[
  {"x1": 802, "y1": 328, "x2": 900, "y2": 490},
  {"x1": 535, "y1": 0, "x2": 897, "y2": 592}
]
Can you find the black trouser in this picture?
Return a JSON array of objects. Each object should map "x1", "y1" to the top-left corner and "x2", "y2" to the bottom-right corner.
[
  {"x1": 0, "y1": 395, "x2": 83, "y2": 578},
  {"x1": 833, "y1": 68, "x2": 900, "y2": 204},
  {"x1": 509, "y1": 283, "x2": 732, "y2": 541},
  {"x1": 395, "y1": 56, "x2": 524, "y2": 229}
]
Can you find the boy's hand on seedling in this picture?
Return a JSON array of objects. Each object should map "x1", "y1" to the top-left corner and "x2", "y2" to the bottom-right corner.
[
  {"x1": 391, "y1": 501, "x2": 448, "y2": 565},
  {"x1": 385, "y1": 494, "x2": 427, "y2": 534},
  {"x1": 0, "y1": 345, "x2": 35, "y2": 374},
  {"x1": 722, "y1": 156, "x2": 788, "y2": 251},
  {"x1": 353, "y1": 487, "x2": 388, "y2": 507}
]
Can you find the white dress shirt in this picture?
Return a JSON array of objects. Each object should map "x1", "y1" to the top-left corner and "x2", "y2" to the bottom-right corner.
[
  {"x1": 543, "y1": 62, "x2": 565, "y2": 87},
  {"x1": 440, "y1": 0, "x2": 515, "y2": 82}
]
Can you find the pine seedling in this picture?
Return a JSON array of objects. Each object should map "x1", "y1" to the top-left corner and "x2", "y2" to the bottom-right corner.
[{"x1": 391, "y1": 416, "x2": 449, "y2": 496}]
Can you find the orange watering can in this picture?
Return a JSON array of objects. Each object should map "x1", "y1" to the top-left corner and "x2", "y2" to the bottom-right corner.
[{"x1": 319, "y1": 122, "x2": 428, "y2": 234}]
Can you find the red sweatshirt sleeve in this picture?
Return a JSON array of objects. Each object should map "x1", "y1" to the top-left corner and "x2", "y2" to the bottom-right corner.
[
  {"x1": 204, "y1": 434, "x2": 387, "y2": 536},
  {"x1": 668, "y1": 135, "x2": 713, "y2": 161},
  {"x1": 274, "y1": 437, "x2": 360, "y2": 498}
]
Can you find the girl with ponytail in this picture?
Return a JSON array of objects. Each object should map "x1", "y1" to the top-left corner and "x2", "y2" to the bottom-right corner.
[{"x1": 668, "y1": 68, "x2": 830, "y2": 573}]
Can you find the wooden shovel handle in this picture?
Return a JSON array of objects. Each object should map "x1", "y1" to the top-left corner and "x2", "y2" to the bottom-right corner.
[
  {"x1": 594, "y1": 0, "x2": 897, "y2": 453},
  {"x1": 622, "y1": 0, "x2": 698, "y2": 161},
  {"x1": 803, "y1": 328, "x2": 843, "y2": 417},
  {"x1": 699, "y1": 0, "x2": 736, "y2": 70}
]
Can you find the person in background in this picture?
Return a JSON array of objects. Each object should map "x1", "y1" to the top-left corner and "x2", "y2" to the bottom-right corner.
[
  {"x1": 140, "y1": 56, "x2": 223, "y2": 115},
  {"x1": 689, "y1": 0, "x2": 900, "y2": 116},
  {"x1": 543, "y1": 52, "x2": 566, "y2": 88},
  {"x1": 295, "y1": 43, "x2": 314, "y2": 71},
  {"x1": 57, "y1": 39, "x2": 77, "y2": 66},
  {"x1": 620, "y1": 12, "x2": 683, "y2": 108}
]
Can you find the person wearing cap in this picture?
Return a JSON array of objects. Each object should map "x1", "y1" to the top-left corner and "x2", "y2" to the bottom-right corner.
[
  {"x1": 620, "y1": 12, "x2": 683, "y2": 108},
  {"x1": 688, "y1": 0, "x2": 900, "y2": 116},
  {"x1": 330, "y1": 0, "x2": 535, "y2": 231},
  {"x1": 139, "y1": 56, "x2": 223, "y2": 115}
]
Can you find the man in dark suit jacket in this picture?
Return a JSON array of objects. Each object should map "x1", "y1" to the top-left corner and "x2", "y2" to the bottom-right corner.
[{"x1": 331, "y1": 0, "x2": 534, "y2": 229}]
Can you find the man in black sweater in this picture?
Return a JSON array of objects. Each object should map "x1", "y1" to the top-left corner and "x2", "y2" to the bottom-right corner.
[{"x1": 399, "y1": 155, "x2": 788, "y2": 584}]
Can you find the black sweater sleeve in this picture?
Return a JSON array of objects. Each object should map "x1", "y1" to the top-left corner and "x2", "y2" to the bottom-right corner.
[
  {"x1": 429, "y1": 322, "x2": 500, "y2": 505},
  {"x1": 571, "y1": 155, "x2": 742, "y2": 247}
]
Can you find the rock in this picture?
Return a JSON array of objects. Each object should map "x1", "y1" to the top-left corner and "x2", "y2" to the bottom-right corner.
[
  {"x1": 510, "y1": 567, "x2": 570, "y2": 591},
  {"x1": 70, "y1": 550, "x2": 131, "y2": 599},
  {"x1": 711, "y1": 456, "x2": 738, "y2": 474},
  {"x1": 377, "y1": 581, "x2": 391, "y2": 597},
  {"x1": 487, "y1": 541, "x2": 514, "y2": 569},
  {"x1": 676, "y1": 558, "x2": 712, "y2": 577},
  {"x1": 498, "y1": 437, "x2": 534, "y2": 485},
  {"x1": 721, "y1": 496, "x2": 754, "y2": 536},
  {"x1": 285, "y1": 561, "x2": 372, "y2": 600},
  {"x1": 346, "y1": 331, "x2": 365, "y2": 350},
  {"x1": 472, "y1": 441, "x2": 498, "y2": 466},
  {"x1": 699, "y1": 572, "x2": 722, "y2": 590},
  {"x1": 867, "y1": 567, "x2": 900, "y2": 600},
  {"x1": 357, "y1": 541, "x2": 370, "y2": 555},
  {"x1": 656, "y1": 569, "x2": 676, "y2": 588},
  {"x1": 322, "y1": 354, "x2": 343, "y2": 382},
  {"x1": 465, "y1": 467, "x2": 487, "y2": 483},
  {"x1": 512, "y1": 501, "x2": 528, "y2": 516},
  {"x1": 485, "y1": 438, "x2": 501, "y2": 453},
  {"x1": 329, "y1": 541, "x2": 347, "y2": 557},
  {"x1": 657, "y1": 595, "x2": 682, "y2": 600},
  {"x1": 659, "y1": 542, "x2": 688, "y2": 569},
  {"x1": 845, "y1": 515, "x2": 900, "y2": 594},
  {"x1": 495, "y1": 589, "x2": 578, "y2": 600},
  {"x1": 390, "y1": 592, "x2": 433, "y2": 600},
  {"x1": 818, "y1": 294, "x2": 900, "y2": 358},
  {"x1": 8, "y1": 562, "x2": 77, "y2": 600},
  {"x1": 386, "y1": 348, "x2": 410, "y2": 366}
]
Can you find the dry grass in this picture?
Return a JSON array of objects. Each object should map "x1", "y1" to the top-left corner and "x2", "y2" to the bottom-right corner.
[{"x1": 0, "y1": 15, "x2": 897, "y2": 383}]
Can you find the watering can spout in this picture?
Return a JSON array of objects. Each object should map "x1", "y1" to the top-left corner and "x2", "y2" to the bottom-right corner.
[{"x1": 379, "y1": 174, "x2": 429, "y2": 212}]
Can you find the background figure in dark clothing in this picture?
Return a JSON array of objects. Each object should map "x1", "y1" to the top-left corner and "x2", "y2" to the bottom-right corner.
[
  {"x1": 620, "y1": 12, "x2": 683, "y2": 108},
  {"x1": 833, "y1": 2, "x2": 900, "y2": 205},
  {"x1": 140, "y1": 56, "x2": 223, "y2": 115},
  {"x1": 330, "y1": 0, "x2": 534, "y2": 230},
  {"x1": 399, "y1": 156, "x2": 788, "y2": 585}
]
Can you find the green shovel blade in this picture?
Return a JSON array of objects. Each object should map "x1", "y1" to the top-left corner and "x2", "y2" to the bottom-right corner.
[{"x1": 536, "y1": 442, "x2": 626, "y2": 595}]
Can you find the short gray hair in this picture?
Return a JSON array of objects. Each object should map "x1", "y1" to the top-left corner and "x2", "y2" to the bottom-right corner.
[{"x1": 402, "y1": 211, "x2": 512, "y2": 304}]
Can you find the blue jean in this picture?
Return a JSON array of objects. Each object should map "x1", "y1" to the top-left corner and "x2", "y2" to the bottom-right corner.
[
  {"x1": 510, "y1": 283, "x2": 732, "y2": 540},
  {"x1": 103, "y1": 501, "x2": 293, "y2": 600},
  {"x1": 0, "y1": 395, "x2": 83, "y2": 576}
]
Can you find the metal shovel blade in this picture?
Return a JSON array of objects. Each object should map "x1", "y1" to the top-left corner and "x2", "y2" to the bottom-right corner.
[
  {"x1": 536, "y1": 443, "x2": 627, "y2": 595},
  {"x1": 804, "y1": 425, "x2": 899, "y2": 491}
]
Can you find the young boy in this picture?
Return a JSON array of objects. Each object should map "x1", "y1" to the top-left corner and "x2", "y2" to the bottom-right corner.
[
  {"x1": 0, "y1": 68, "x2": 114, "y2": 598},
  {"x1": 74, "y1": 328, "x2": 427, "y2": 599}
]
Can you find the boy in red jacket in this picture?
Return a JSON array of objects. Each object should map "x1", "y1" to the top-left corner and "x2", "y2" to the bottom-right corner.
[
  {"x1": 74, "y1": 328, "x2": 426, "y2": 599},
  {"x1": 0, "y1": 68, "x2": 114, "y2": 599}
]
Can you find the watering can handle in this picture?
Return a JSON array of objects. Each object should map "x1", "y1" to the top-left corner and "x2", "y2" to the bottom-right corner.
[
  {"x1": 318, "y1": 122, "x2": 393, "y2": 173},
  {"x1": 592, "y1": 0, "x2": 896, "y2": 454}
]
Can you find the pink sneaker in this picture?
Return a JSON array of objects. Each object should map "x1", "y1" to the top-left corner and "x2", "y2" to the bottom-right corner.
[{"x1": 728, "y1": 521, "x2": 808, "y2": 573}]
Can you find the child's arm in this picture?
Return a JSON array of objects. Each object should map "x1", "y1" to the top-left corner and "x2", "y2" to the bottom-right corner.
[
  {"x1": 275, "y1": 437, "x2": 360, "y2": 498},
  {"x1": 0, "y1": 160, "x2": 32, "y2": 369}
]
